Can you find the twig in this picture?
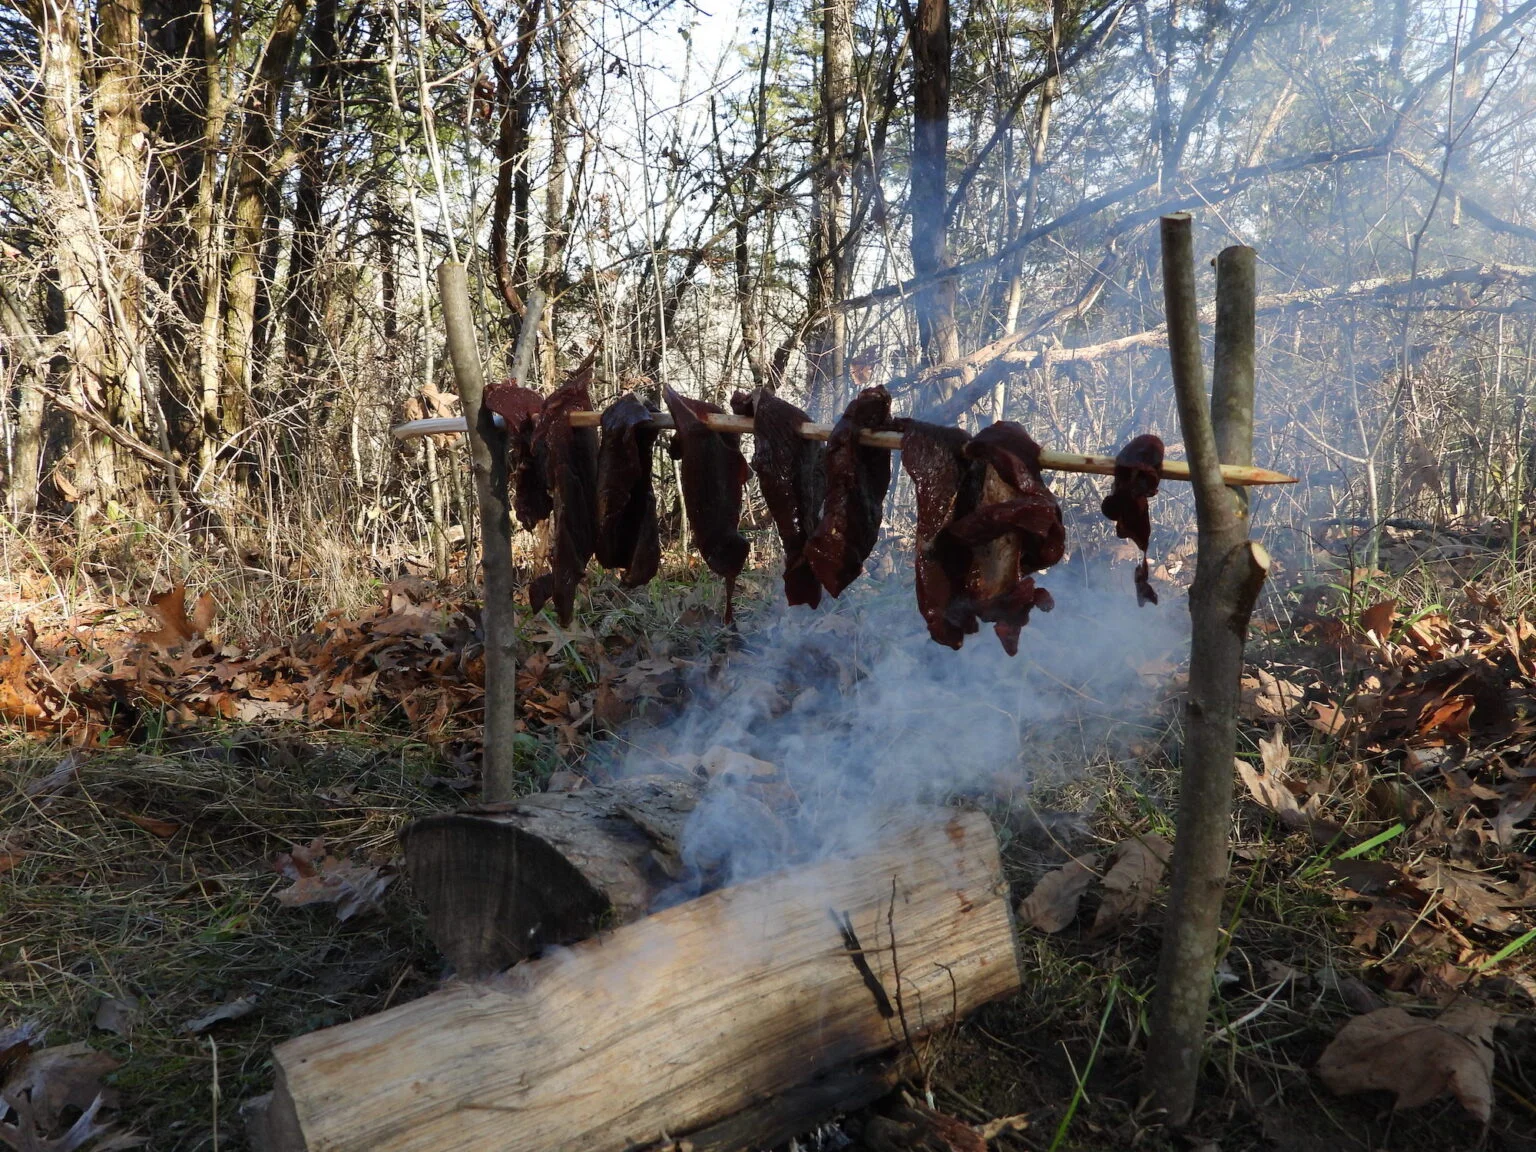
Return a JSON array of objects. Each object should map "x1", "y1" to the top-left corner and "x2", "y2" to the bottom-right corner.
[{"x1": 830, "y1": 909, "x2": 895, "y2": 1019}]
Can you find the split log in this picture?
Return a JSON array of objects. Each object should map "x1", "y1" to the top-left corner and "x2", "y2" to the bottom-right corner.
[
  {"x1": 401, "y1": 774, "x2": 711, "y2": 978},
  {"x1": 269, "y1": 809, "x2": 1020, "y2": 1152}
]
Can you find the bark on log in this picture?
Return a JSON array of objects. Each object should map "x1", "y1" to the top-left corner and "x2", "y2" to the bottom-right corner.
[
  {"x1": 402, "y1": 774, "x2": 708, "y2": 978},
  {"x1": 270, "y1": 809, "x2": 1019, "y2": 1152}
]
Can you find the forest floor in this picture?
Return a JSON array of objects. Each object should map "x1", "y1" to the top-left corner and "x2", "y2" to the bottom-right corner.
[{"x1": 3, "y1": 517, "x2": 1536, "y2": 1151}]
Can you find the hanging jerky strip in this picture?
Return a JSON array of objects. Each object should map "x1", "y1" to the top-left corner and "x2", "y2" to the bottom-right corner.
[
  {"x1": 730, "y1": 389, "x2": 826, "y2": 608},
  {"x1": 1100, "y1": 434, "x2": 1164, "y2": 607},
  {"x1": 664, "y1": 388, "x2": 751, "y2": 623},
  {"x1": 947, "y1": 422, "x2": 1066, "y2": 656},
  {"x1": 482, "y1": 381, "x2": 550, "y2": 531},
  {"x1": 595, "y1": 393, "x2": 661, "y2": 588},
  {"x1": 527, "y1": 356, "x2": 600, "y2": 626},
  {"x1": 898, "y1": 420, "x2": 983, "y2": 649},
  {"x1": 803, "y1": 385, "x2": 895, "y2": 598}
]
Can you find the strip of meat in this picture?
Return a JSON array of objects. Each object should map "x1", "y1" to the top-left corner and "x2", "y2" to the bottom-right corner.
[
  {"x1": 947, "y1": 421, "x2": 1066, "y2": 656},
  {"x1": 730, "y1": 389, "x2": 825, "y2": 609},
  {"x1": 483, "y1": 381, "x2": 549, "y2": 531},
  {"x1": 1100, "y1": 434, "x2": 1164, "y2": 606},
  {"x1": 803, "y1": 385, "x2": 895, "y2": 598},
  {"x1": 595, "y1": 393, "x2": 661, "y2": 588},
  {"x1": 898, "y1": 420, "x2": 981, "y2": 649},
  {"x1": 527, "y1": 355, "x2": 600, "y2": 626},
  {"x1": 664, "y1": 387, "x2": 751, "y2": 622}
]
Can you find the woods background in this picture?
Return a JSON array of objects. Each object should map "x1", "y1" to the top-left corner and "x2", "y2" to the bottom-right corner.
[{"x1": 2, "y1": 0, "x2": 1535, "y2": 603}]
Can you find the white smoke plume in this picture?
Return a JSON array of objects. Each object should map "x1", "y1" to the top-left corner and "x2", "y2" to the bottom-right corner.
[{"x1": 607, "y1": 552, "x2": 1186, "y2": 893}]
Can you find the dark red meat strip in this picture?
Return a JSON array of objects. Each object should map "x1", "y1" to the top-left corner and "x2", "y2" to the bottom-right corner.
[
  {"x1": 595, "y1": 393, "x2": 661, "y2": 588},
  {"x1": 730, "y1": 388, "x2": 825, "y2": 609},
  {"x1": 803, "y1": 385, "x2": 895, "y2": 598},
  {"x1": 483, "y1": 381, "x2": 550, "y2": 531},
  {"x1": 947, "y1": 421, "x2": 1066, "y2": 655},
  {"x1": 898, "y1": 420, "x2": 982, "y2": 648},
  {"x1": 1100, "y1": 434, "x2": 1164, "y2": 607},
  {"x1": 664, "y1": 387, "x2": 751, "y2": 622},
  {"x1": 526, "y1": 357, "x2": 599, "y2": 626}
]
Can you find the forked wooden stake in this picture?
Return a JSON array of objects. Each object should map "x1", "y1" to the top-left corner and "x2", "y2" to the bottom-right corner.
[
  {"x1": 392, "y1": 412, "x2": 1296, "y2": 487},
  {"x1": 1143, "y1": 221, "x2": 1271, "y2": 1126}
]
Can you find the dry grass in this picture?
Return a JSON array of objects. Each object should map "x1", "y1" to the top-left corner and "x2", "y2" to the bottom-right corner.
[{"x1": 1, "y1": 730, "x2": 443, "y2": 1148}]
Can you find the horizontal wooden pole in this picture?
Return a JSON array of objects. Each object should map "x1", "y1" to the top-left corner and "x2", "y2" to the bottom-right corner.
[{"x1": 391, "y1": 413, "x2": 1296, "y2": 486}]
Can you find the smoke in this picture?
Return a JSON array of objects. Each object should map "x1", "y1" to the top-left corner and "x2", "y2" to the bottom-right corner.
[{"x1": 608, "y1": 552, "x2": 1185, "y2": 894}]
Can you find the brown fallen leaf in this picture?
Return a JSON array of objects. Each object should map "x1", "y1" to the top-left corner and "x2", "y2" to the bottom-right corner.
[
  {"x1": 974, "y1": 1113, "x2": 1030, "y2": 1140},
  {"x1": 592, "y1": 680, "x2": 629, "y2": 729},
  {"x1": 696, "y1": 745, "x2": 779, "y2": 782},
  {"x1": 1414, "y1": 860, "x2": 1523, "y2": 933},
  {"x1": 1239, "y1": 667, "x2": 1305, "y2": 721},
  {"x1": 1, "y1": 1044, "x2": 125, "y2": 1136},
  {"x1": 1308, "y1": 699, "x2": 1351, "y2": 736},
  {"x1": 1235, "y1": 731, "x2": 1307, "y2": 831},
  {"x1": 1419, "y1": 694, "x2": 1475, "y2": 740},
  {"x1": 1018, "y1": 857, "x2": 1097, "y2": 934},
  {"x1": 1316, "y1": 1003, "x2": 1501, "y2": 1122},
  {"x1": 182, "y1": 995, "x2": 259, "y2": 1035},
  {"x1": 1089, "y1": 834, "x2": 1171, "y2": 937},
  {"x1": 1360, "y1": 598, "x2": 1398, "y2": 641},
  {"x1": 273, "y1": 839, "x2": 395, "y2": 921},
  {"x1": 141, "y1": 583, "x2": 215, "y2": 651},
  {"x1": 92, "y1": 997, "x2": 139, "y2": 1038},
  {"x1": 0, "y1": 1021, "x2": 45, "y2": 1082},
  {"x1": 118, "y1": 811, "x2": 180, "y2": 839}
]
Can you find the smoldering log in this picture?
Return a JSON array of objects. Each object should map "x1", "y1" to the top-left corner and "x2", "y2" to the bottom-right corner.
[
  {"x1": 267, "y1": 810, "x2": 1020, "y2": 1152},
  {"x1": 401, "y1": 775, "x2": 711, "y2": 979}
]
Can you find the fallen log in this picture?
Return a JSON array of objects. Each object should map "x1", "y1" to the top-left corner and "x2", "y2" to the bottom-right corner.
[
  {"x1": 401, "y1": 774, "x2": 709, "y2": 978},
  {"x1": 268, "y1": 809, "x2": 1020, "y2": 1152}
]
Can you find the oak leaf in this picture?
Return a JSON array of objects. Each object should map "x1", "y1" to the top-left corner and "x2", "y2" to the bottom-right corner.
[
  {"x1": 141, "y1": 584, "x2": 215, "y2": 651},
  {"x1": 1317, "y1": 1004, "x2": 1500, "y2": 1122},
  {"x1": 273, "y1": 839, "x2": 395, "y2": 921}
]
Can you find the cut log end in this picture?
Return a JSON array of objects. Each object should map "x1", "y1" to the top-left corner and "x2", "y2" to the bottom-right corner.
[{"x1": 402, "y1": 775, "x2": 706, "y2": 977}]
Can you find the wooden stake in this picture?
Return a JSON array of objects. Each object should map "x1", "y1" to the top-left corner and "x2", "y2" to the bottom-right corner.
[
  {"x1": 438, "y1": 261, "x2": 519, "y2": 803},
  {"x1": 392, "y1": 413, "x2": 1296, "y2": 486},
  {"x1": 1143, "y1": 221, "x2": 1271, "y2": 1126}
]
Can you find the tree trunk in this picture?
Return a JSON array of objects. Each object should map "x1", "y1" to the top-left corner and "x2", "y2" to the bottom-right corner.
[
  {"x1": 910, "y1": 0, "x2": 959, "y2": 376},
  {"x1": 1143, "y1": 222, "x2": 1270, "y2": 1126},
  {"x1": 481, "y1": 0, "x2": 540, "y2": 323},
  {"x1": 284, "y1": 0, "x2": 341, "y2": 381},
  {"x1": 192, "y1": 0, "x2": 227, "y2": 471},
  {"x1": 142, "y1": 0, "x2": 211, "y2": 461},
  {"x1": 32, "y1": 0, "x2": 121, "y2": 515},
  {"x1": 805, "y1": 0, "x2": 851, "y2": 416},
  {"x1": 92, "y1": 0, "x2": 150, "y2": 463},
  {"x1": 539, "y1": 0, "x2": 577, "y2": 383},
  {"x1": 0, "y1": 283, "x2": 48, "y2": 518},
  {"x1": 221, "y1": 0, "x2": 310, "y2": 442}
]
